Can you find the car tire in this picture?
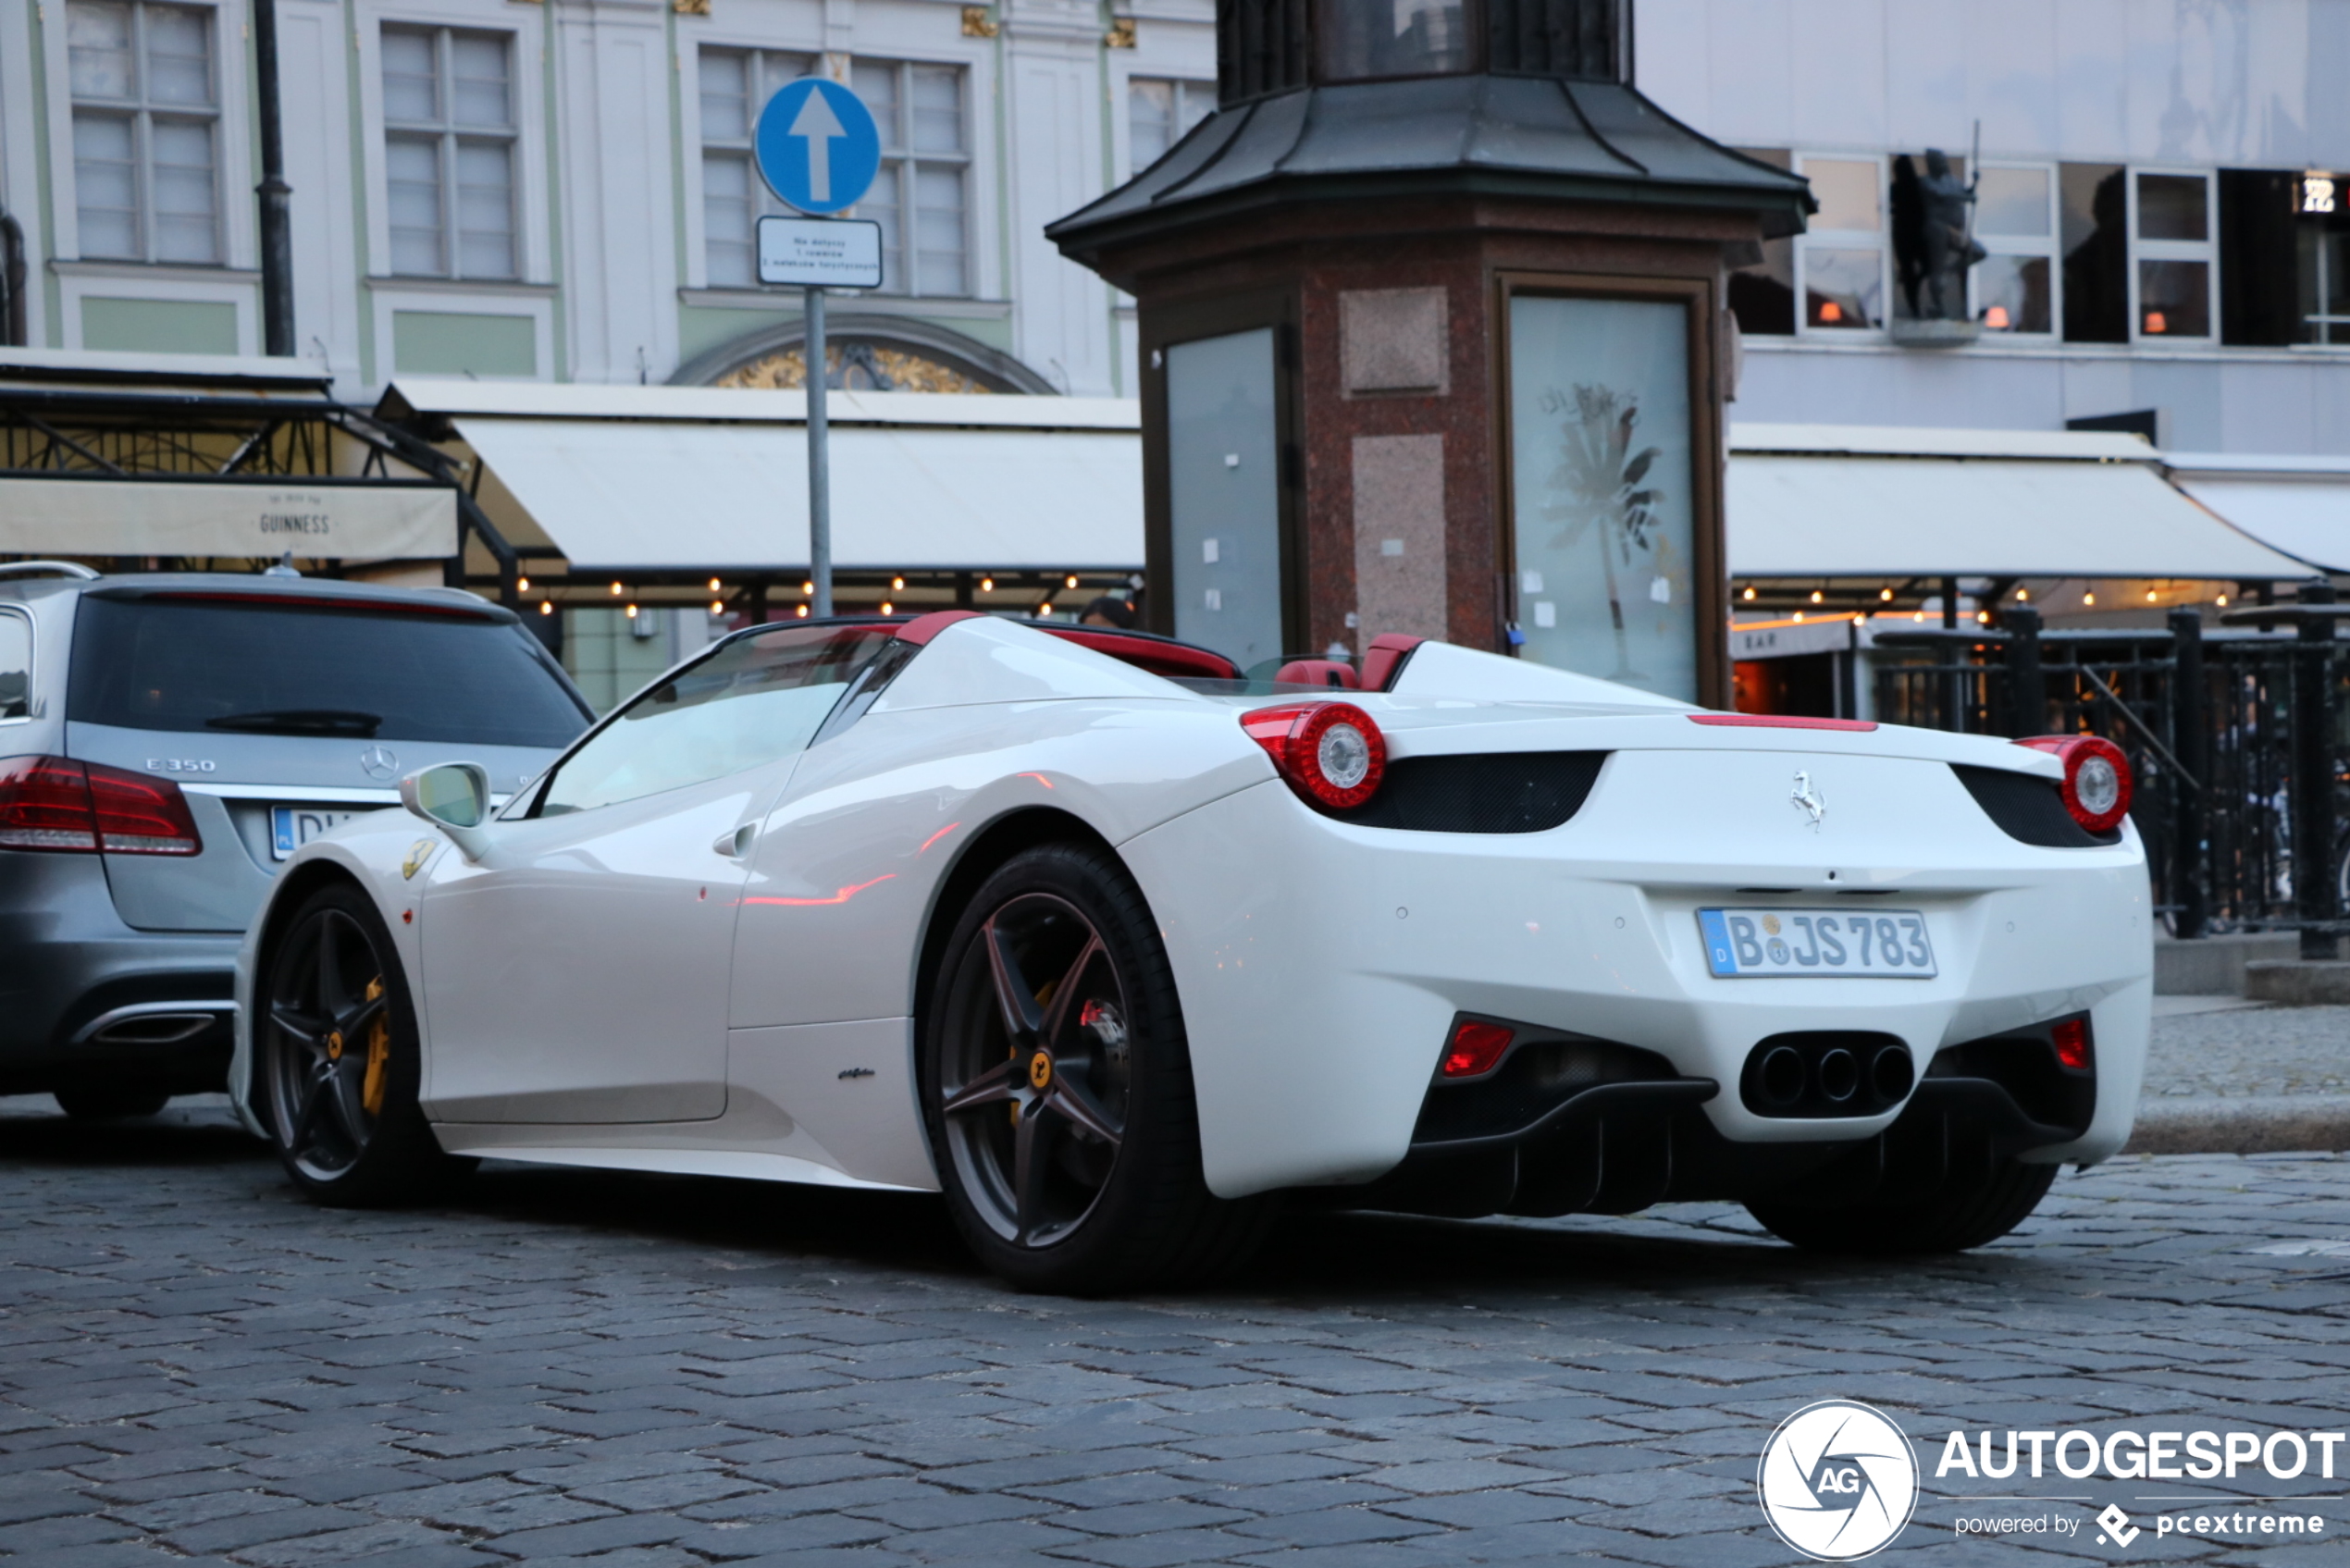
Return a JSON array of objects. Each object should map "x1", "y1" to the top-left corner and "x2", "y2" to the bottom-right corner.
[
  {"x1": 1744, "y1": 1157, "x2": 2058, "y2": 1254},
  {"x1": 920, "y1": 842, "x2": 1269, "y2": 1294},
  {"x1": 54, "y1": 1090, "x2": 170, "y2": 1119},
  {"x1": 257, "y1": 881, "x2": 470, "y2": 1206}
]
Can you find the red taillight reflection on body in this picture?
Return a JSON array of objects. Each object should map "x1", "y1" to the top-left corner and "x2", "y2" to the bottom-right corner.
[
  {"x1": 2052, "y1": 1018, "x2": 2092, "y2": 1071},
  {"x1": 1240, "y1": 700, "x2": 1387, "y2": 811},
  {"x1": 1441, "y1": 1021, "x2": 1515, "y2": 1079},
  {"x1": 2015, "y1": 735, "x2": 2133, "y2": 834},
  {"x1": 0, "y1": 757, "x2": 200, "y2": 856}
]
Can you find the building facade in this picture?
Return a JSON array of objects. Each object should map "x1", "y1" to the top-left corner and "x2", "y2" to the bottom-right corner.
[{"x1": 2, "y1": 0, "x2": 2346, "y2": 454}]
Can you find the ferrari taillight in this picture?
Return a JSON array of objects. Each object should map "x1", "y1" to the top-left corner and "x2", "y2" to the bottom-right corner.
[
  {"x1": 2015, "y1": 735, "x2": 2133, "y2": 834},
  {"x1": 1240, "y1": 701, "x2": 1387, "y2": 811},
  {"x1": 0, "y1": 756, "x2": 201, "y2": 856}
]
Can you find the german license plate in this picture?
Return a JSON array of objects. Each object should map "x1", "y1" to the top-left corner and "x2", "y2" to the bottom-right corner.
[
  {"x1": 270, "y1": 806, "x2": 365, "y2": 860},
  {"x1": 1699, "y1": 907, "x2": 1937, "y2": 979}
]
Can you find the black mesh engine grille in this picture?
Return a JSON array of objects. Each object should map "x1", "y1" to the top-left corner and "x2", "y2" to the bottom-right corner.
[
  {"x1": 1951, "y1": 764, "x2": 2119, "y2": 847},
  {"x1": 1347, "y1": 751, "x2": 1608, "y2": 833}
]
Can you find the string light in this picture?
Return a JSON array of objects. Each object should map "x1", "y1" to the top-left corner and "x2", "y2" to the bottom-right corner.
[
  {"x1": 625, "y1": 603, "x2": 638, "y2": 619},
  {"x1": 517, "y1": 575, "x2": 529, "y2": 593},
  {"x1": 1741, "y1": 586, "x2": 1756, "y2": 601},
  {"x1": 891, "y1": 576, "x2": 905, "y2": 591},
  {"x1": 1065, "y1": 574, "x2": 1080, "y2": 590},
  {"x1": 2083, "y1": 591, "x2": 2096, "y2": 606},
  {"x1": 1912, "y1": 611, "x2": 1924, "y2": 622},
  {"x1": 1879, "y1": 587, "x2": 1894, "y2": 601},
  {"x1": 2016, "y1": 587, "x2": 2029, "y2": 601},
  {"x1": 880, "y1": 600, "x2": 895, "y2": 614},
  {"x1": 2218, "y1": 594, "x2": 2231, "y2": 606},
  {"x1": 1977, "y1": 610, "x2": 1991, "y2": 624},
  {"x1": 796, "y1": 603, "x2": 810, "y2": 618},
  {"x1": 1794, "y1": 611, "x2": 1805, "y2": 622},
  {"x1": 1810, "y1": 590, "x2": 1824, "y2": 604},
  {"x1": 801, "y1": 580, "x2": 814, "y2": 596},
  {"x1": 538, "y1": 600, "x2": 553, "y2": 616},
  {"x1": 1037, "y1": 603, "x2": 1054, "y2": 618},
  {"x1": 980, "y1": 576, "x2": 995, "y2": 592},
  {"x1": 708, "y1": 577, "x2": 722, "y2": 592},
  {"x1": 2146, "y1": 588, "x2": 2159, "y2": 602},
  {"x1": 711, "y1": 599, "x2": 724, "y2": 614},
  {"x1": 610, "y1": 581, "x2": 623, "y2": 596}
]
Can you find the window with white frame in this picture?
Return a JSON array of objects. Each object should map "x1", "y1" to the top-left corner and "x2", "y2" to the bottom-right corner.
[
  {"x1": 2133, "y1": 169, "x2": 2214, "y2": 340},
  {"x1": 697, "y1": 47, "x2": 815, "y2": 289},
  {"x1": 1796, "y1": 154, "x2": 1885, "y2": 331},
  {"x1": 381, "y1": 26, "x2": 519, "y2": 280},
  {"x1": 849, "y1": 59, "x2": 971, "y2": 298},
  {"x1": 1972, "y1": 164, "x2": 2057, "y2": 335},
  {"x1": 67, "y1": 0, "x2": 219, "y2": 264},
  {"x1": 1129, "y1": 78, "x2": 1212, "y2": 173}
]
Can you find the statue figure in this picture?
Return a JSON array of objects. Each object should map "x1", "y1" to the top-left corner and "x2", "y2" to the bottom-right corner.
[{"x1": 1911, "y1": 149, "x2": 1985, "y2": 320}]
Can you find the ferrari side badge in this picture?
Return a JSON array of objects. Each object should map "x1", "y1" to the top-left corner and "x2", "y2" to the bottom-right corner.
[{"x1": 402, "y1": 838, "x2": 439, "y2": 879}]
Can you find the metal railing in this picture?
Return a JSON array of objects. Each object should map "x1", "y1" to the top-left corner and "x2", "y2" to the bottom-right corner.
[{"x1": 1870, "y1": 601, "x2": 2349, "y2": 955}]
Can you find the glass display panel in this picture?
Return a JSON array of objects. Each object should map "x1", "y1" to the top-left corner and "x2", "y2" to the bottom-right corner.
[
  {"x1": 1167, "y1": 328, "x2": 1284, "y2": 673},
  {"x1": 1508, "y1": 294, "x2": 1697, "y2": 703}
]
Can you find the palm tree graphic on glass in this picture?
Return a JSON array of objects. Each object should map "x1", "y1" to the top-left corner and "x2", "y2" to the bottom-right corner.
[{"x1": 1537, "y1": 384, "x2": 1662, "y2": 681}]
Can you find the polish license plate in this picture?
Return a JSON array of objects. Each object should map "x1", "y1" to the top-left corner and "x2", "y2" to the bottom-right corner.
[
  {"x1": 1699, "y1": 907, "x2": 1937, "y2": 979},
  {"x1": 270, "y1": 806, "x2": 365, "y2": 860}
]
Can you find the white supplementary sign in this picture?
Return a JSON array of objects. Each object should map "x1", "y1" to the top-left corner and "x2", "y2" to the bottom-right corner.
[
  {"x1": 756, "y1": 216, "x2": 884, "y2": 289},
  {"x1": 0, "y1": 480, "x2": 457, "y2": 561}
]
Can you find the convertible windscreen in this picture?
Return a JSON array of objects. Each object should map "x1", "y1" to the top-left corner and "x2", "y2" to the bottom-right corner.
[
  {"x1": 537, "y1": 623, "x2": 897, "y2": 815},
  {"x1": 69, "y1": 595, "x2": 589, "y2": 747}
]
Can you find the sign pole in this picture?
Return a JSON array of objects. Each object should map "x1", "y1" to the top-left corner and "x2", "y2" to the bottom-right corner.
[
  {"x1": 806, "y1": 284, "x2": 832, "y2": 617},
  {"x1": 752, "y1": 75, "x2": 882, "y2": 623}
]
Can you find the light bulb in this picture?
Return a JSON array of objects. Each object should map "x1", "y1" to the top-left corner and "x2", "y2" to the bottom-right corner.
[
  {"x1": 625, "y1": 603, "x2": 638, "y2": 619},
  {"x1": 709, "y1": 577, "x2": 722, "y2": 592},
  {"x1": 711, "y1": 599, "x2": 724, "y2": 614},
  {"x1": 980, "y1": 576, "x2": 995, "y2": 592},
  {"x1": 1810, "y1": 590, "x2": 1824, "y2": 604},
  {"x1": 796, "y1": 604, "x2": 810, "y2": 618},
  {"x1": 610, "y1": 581, "x2": 623, "y2": 596},
  {"x1": 1037, "y1": 603, "x2": 1053, "y2": 618},
  {"x1": 1741, "y1": 586, "x2": 1756, "y2": 601},
  {"x1": 1794, "y1": 611, "x2": 1805, "y2": 622},
  {"x1": 2017, "y1": 588, "x2": 2029, "y2": 601},
  {"x1": 802, "y1": 580, "x2": 814, "y2": 595},
  {"x1": 2083, "y1": 592, "x2": 2096, "y2": 606},
  {"x1": 517, "y1": 575, "x2": 529, "y2": 593},
  {"x1": 2218, "y1": 594, "x2": 2230, "y2": 606},
  {"x1": 1066, "y1": 574, "x2": 1079, "y2": 590},
  {"x1": 1977, "y1": 611, "x2": 1990, "y2": 624},
  {"x1": 892, "y1": 576, "x2": 905, "y2": 591},
  {"x1": 538, "y1": 600, "x2": 552, "y2": 616},
  {"x1": 1879, "y1": 587, "x2": 1894, "y2": 601}
]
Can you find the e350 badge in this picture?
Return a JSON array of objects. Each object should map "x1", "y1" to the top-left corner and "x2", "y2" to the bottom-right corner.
[{"x1": 1758, "y1": 1401, "x2": 1920, "y2": 1561}]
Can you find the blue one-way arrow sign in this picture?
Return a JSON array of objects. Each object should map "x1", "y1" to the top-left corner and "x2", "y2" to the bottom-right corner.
[{"x1": 755, "y1": 79, "x2": 881, "y2": 216}]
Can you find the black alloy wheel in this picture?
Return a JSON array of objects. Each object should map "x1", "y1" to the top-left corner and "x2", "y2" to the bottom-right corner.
[
  {"x1": 921, "y1": 844, "x2": 1268, "y2": 1292},
  {"x1": 260, "y1": 883, "x2": 465, "y2": 1204}
]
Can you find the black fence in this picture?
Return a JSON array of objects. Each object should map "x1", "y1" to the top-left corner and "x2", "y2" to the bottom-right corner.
[{"x1": 1869, "y1": 600, "x2": 2350, "y2": 953}]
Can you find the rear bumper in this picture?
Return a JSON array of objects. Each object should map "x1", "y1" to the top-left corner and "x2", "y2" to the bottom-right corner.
[
  {"x1": 0, "y1": 849, "x2": 238, "y2": 1095},
  {"x1": 1120, "y1": 772, "x2": 2153, "y2": 1201}
]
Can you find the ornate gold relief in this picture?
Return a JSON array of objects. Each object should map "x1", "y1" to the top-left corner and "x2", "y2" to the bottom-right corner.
[
  {"x1": 960, "y1": 6, "x2": 998, "y2": 38},
  {"x1": 718, "y1": 344, "x2": 995, "y2": 396},
  {"x1": 1106, "y1": 18, "x2": 1136, "y2": 47},
  {"x1": 671, "y1": 0, "x2": 710, "y2": 14}
]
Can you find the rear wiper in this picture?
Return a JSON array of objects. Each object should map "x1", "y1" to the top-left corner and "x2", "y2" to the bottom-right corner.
[{"x1": 204, "y1": 709, "x2": 383, "y2": 737}]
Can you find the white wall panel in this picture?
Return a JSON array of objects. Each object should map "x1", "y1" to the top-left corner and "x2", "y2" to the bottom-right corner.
[
  {"x1": 280, "y1": 0, "x2": 361, "y2": 389},
  {"x1": 1004, "y1": 2, "x2": 1112, "y2": 396},
  {"x1": 556, "y1": 1, "x2": 676, "y2": 385}
]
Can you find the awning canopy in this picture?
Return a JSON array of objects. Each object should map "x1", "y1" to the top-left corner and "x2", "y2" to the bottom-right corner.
[
  {"x1": 2166, "y1": 454, "x2": 2350, "y2": 574},
  {"x1": 0, "y1": 476, "x2": 454, "y2": 562},
  {"x1": 1725, "y1": 425, "x2": 2311, "y2": 581},
  {"x1": 380, "y1": 378, "x2": 1143, "y2": 574}
]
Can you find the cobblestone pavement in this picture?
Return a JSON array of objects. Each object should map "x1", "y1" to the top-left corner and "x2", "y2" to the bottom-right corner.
[
  {"x1": 2146, "y1": 1003, "x2": 2350, "y2": 1100},
  {"x1": 2, "y1": 1098, "x2": 2347, "y2": 1568}
]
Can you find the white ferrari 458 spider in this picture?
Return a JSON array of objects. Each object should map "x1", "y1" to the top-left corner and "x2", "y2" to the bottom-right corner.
[{"x1": 230, "y1": 611, "x2": 2149, "y2": 1291}]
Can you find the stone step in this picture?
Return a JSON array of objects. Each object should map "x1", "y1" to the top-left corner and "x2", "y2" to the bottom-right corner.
[{"x1": 2245, "y1": 959, "x2": 2350, "y2": 1006}]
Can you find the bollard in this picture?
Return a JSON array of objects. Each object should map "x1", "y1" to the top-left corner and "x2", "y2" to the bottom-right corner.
[{"x1": 2004, "y1": 605, "x2": 2043, "y2": 738}]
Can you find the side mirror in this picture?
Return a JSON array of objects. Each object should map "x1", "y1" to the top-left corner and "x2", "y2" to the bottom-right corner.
[{"x1": 400, "y1": 762, "x2": 493, "y2": 862}]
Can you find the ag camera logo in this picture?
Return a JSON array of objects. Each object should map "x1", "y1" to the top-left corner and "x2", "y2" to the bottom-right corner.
[{"x1": 1758, "y1": 1401, "x2": 1920, "y2": 1561}]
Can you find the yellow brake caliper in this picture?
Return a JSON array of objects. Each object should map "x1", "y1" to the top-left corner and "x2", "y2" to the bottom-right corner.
[{"x1": 360, "y1": 977, "x2": 390, "y2": 1117}]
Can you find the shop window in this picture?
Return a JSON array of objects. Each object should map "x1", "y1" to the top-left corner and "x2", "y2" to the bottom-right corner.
[
  {"x1": 2060, "y1": 163, "x2": 2128, "y2": 343},
  {"x1": 848, "y1": 59, "x2": 971, "y2": 298},
  {"x1": 697, "y1": 48, "x2": 816, "y2": 289},
  {"x1": 1970, "y1": 165, "x2": 2056, "y2": 334},
  {"x1": 1726, "y1": 149, "x2": 1794, "y2": 336},
  {"x1": 382, "y1": 26, "x2": 518, "y2": 280},
  {"x1": 1797, "y1": 154, "x2": 1886, "y2": 331},
  {"x1": 68, "y1": 0, "x2": 219, "y2": 264},
  {"x1": 2132, "y1": 171, "x2": 2213, "y2": 340},
  {"x1": 1129, "y1": 77, "x2": 1213, "y2": 174}
]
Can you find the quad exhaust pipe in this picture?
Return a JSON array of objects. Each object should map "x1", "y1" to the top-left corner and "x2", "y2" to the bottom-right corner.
[{"x1": 1743, "y1": 1034, "x2": 1914, "y2": 1118}]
